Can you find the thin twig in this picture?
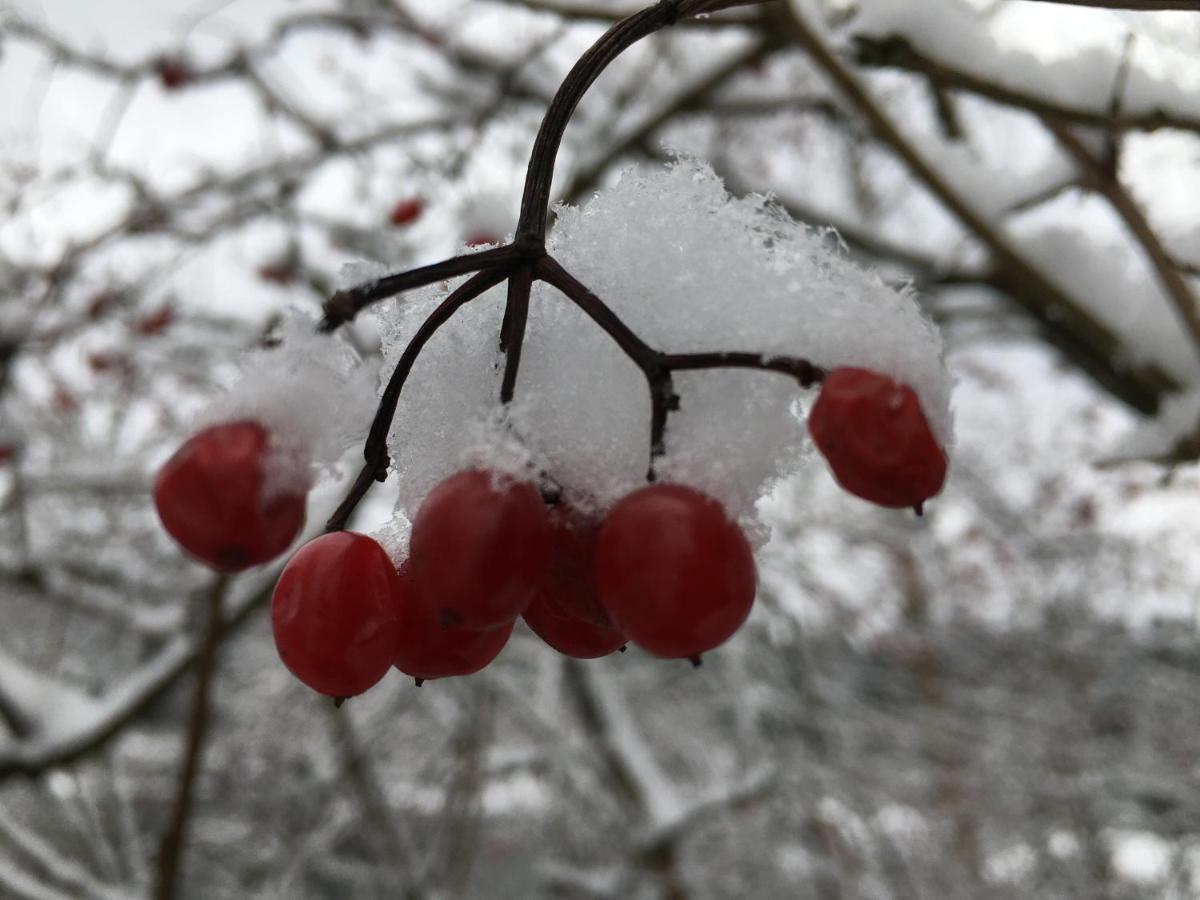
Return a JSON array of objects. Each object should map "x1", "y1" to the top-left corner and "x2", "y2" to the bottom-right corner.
[
  {"x1": 152, "y1": 574, "x2": 227, "y2": 900},
  {"x1": 852, "y1": 35, "x2": 1200, "y2": 138},
  {"x1": 1049, "y1": 122, "x2": 1200, "y2": 360},
  {"x1": 781, "y1": 5, "x2": 1178, "y2": 414},
  {"x1": 319, "y1": 246, "x2": 518, "y2": 332},
  {"x1": 1021, "y1": 0, "x2": 1200, "y2": 9},
  {"x1": 564, "y1": 34, "x2": 779, "y2": 204},
  {"x1": 325, "y1": 268, "x2": 511, "y2": 531},
  {"x1": 500, "y1": 0, "x2": 762, "y2": 25}
]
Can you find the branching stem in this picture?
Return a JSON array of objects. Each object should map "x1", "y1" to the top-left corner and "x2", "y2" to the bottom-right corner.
[{"x1": 321, "y1": 0, "x2": 832, "y2": 521}]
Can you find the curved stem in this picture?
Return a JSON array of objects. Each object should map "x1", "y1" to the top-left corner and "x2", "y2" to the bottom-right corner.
[
  {"x1": 663, "y1": 351, "x2": 825, "y2": 386},
  {"x1": 319, "y1": 245, "x2": 517, "y2": 332},
  {"x1": 517, "y1": 2, "x2": 681, "y2": 242},
  {"x1": 325, "y1": 268, "x2": 511, "y2": 531}
]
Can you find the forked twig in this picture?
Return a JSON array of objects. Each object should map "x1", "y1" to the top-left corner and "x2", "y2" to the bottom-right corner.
[{"x1": 321, "y1": 0, "x2": 829, "y2": 522}]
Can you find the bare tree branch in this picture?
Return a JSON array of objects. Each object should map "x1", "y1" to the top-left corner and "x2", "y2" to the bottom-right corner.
[
  {"x1": 852, "y1": 35, "x2": 1200, "y2": 138},
  {"x1": 777, "y1": 4, "x2": 1179, "y2": 414},
  {"x1": 152, "y1": 575, "x2": 227, "y2": 900},
  {"x1": 1021, "y1": 0, "x2": 1200, "y2": 9},
  {"x1": 1049, "y1": 122, "x2": 1200, "y2": 361}
]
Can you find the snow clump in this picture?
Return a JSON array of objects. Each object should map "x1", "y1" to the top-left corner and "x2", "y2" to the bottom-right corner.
[{"x1": 373, "y1": 158, "x2": 950, "y2": 540}]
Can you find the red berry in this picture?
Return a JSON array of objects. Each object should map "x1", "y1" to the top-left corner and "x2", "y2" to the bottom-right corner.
[
  {"x1": 153, "y1": 421, "x2": 307, "y2": 572},
  {"x1": 134, "y1": 306, "x2": 174, "y2": 336},
  {"x1": 272, "y1": 532, "x2": 400, "y2": 697},
  {"x1": 807, "y1": 367, "x2": 947, "y2": 510},
  {"x1": 536, "y1": 504, "x2": 614, "y2": 627},
  {"x1": 464, "y1": 232, "x2": 500, "y2": 248},
  {"x1": 393, "y1": 564, "x2": 513, "y2": 681},
  {"x1": 389, "y1": 198, "x2": 424, "y2": 227},
  {"x1": 409, "y1": 469, "x2": 550, "y2": 630},
  {"x1": 157, "y1": 59, "x2": 191, "y2": 90},
  {"x1": 257, "y1": 263, "x2": 295, "y2": 285},
  {"x1": 521, "y1": 503, "x2": 625, "y2": 658},
  {"x1": 594, "y1": 484, "x2": 756, "y2": 659},
  {"x1": 523, "y1": 594, "x2": 626, "y2": 659}
]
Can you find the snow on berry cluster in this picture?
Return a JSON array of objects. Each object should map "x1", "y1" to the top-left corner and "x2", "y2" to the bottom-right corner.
[
  {"x1": 152, "y1": 158, "x2": 952, "y2": 700},
  {"x1": 382, "y1": 159, "x2": 951, "y2": 533}
]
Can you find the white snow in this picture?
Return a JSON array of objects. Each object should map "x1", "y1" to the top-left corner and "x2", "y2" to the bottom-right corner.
[
  {"x1": 371, "y1": 158, "x2": 950, "y2": 536},
  {"x1": 1108, "y1": 386, "x2": 1200, "y2": 462},
  {"x1": 202, "y1": 310, "x2": 378, "y2": 497}
]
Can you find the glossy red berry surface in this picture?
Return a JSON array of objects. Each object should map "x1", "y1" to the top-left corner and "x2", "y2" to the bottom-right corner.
[
  {"x1": 807, "y1": 367, "x2": 947, "y2": 510},
  {"x1": 537, "y1": 504, "x2": 613, "y2": 627},
  {"x1": 522, "y1": 503, "x2": 625, "y2": 658},
  {"x1": 409, "y1": 469, "x2": 550, "y2": 630},
  {"x1": 394, "y1": 564, "x2": 513, "y2": 681},
  {"x1": 594, "y1": 484, "x2": 756, "y2": 659},
  {"x1": 523, "y1": 594, "x2": 626, "y2": 659},
  {"x1": 272, "y1": 532, "x2": 401, "y2": 698},
  {"x1": 153, "y1": 420, "x2": 307, "y2": 572}
]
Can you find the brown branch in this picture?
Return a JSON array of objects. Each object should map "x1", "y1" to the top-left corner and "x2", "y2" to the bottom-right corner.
[
  {"x1": 853, "y1": 35, "x2": 1200, "y2": 138},
  {"x1": 0, "y1": 575, "x2": 272, "y2": 779},
  {"x1": 564, "y1": 34, "x2": 779, "y2": 204},
  {"x1": 1049, "y1": 122, "x2": 1200, "y2": 358},
  {"x1": 778, "y1": 5, "x2": 1178, "y2": 414},
  {"x1": 153, "y1": 574, "x2": 227, "y2": 900},
  {"x1": 501, "y1": 0, "x2": 763, "y2": 25},
  {"x1": 325, "y1": 268, "x2": 512, "y2": 531},
  {"x1": 1021, "y1": 0, "x2": 1200, "y2": 9}
]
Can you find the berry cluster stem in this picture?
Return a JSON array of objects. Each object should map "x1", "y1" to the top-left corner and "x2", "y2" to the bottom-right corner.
[{"x1": 320, "y1": 0, "x2": 826, "y2": 528}]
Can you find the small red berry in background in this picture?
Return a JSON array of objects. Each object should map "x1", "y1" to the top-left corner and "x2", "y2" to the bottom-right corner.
[
  {"x1": 153, "y1": 420, "x2": 307, "y2": 572},
  {"x1": 389, "y1": 198, "x2": 424, "y2": 227},
  {"x1": 257, "y1": 263, "x2": 296, "y2": 285},
  {"x1": 409, "y1": 468, "x2": 550, "y2": 630},
  {"x1": 272, "y1": 532, "x2": 400, "y2": 698},
  {"x1": 807, "y1": 367, "x2": 947, "y2": 511},
  {"x1": 156, "y1": 58, "x2": 191, "y2": 90},
  {"x1": 522, "y1": 503, "x2": 625, "y2": 658},
  {"x1": 595, "y1": 484, "x2": 756, "y2": 659},
  {"x1": 393, "y1": 563, "x2": 513, "y2": 682},
  {"x1": 134, "y1": 306, "x2": 174, "y2": 336},
  {"x1": 87, "y1": 352, "x2": 131, "y2": 376},
  {"x1": 464, "y1": 232, "x2": 500, "y2": 248},
  {"x1": 0, "y1": 445, "x2": 17, "y2": 466},
  {"x1": 51, "y1": 388, "x2": 78, "y2": 415},
  {"x1": 86, "y1": 292, "x2": 119, "y2": 319}
]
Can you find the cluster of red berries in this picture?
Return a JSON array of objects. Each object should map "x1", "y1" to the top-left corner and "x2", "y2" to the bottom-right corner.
[{"x1": 152, "y1": 367, "x2": 946, "y2": 699}]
